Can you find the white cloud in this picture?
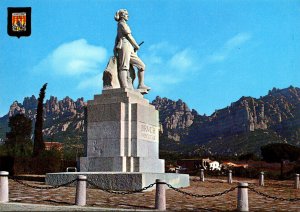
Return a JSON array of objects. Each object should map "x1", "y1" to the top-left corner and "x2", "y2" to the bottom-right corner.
[
  {"x1": 146, "y1": 74, "x2": 182, "y2": 93},
  {"x1": 34, "y1": 39, "x2": 107, "y2": 76},
  {"x1": 169, "y1": 49, "x2": 194, "y2": 70},
  {"x1": 148, "y1": 42, "x2": 178, "y2": 53},
  {"x1": 77, "y1": 74, "x2": 102, "y2": 89},
  {"x1": 208, "y1": 32, "x2": 252, "y2": 63},
  {"x1": 143, "y1": 54, "x2": 163, "y2": 65},
  {"x1": 141, "y1": 33, "x2": 252, "y2": 92},
  {"x1": 225, "y1": 33, "x2": 251, "y2": 50},
  {"x1": 143, "y1": 46, "x2": 198, "y2": 91}
]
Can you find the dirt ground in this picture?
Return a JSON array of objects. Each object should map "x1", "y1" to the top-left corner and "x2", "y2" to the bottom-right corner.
[{"x1": 8, "y1": 176, "x2": 300, "y2": 211}]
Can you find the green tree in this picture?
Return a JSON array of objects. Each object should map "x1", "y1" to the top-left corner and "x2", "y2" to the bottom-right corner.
[
  {"x1": 261, "y1": 143, "x2": 300, "y2": 179},
  {"x1": 33, "y1": 83, "x2": 47, "y2": 157},
  {"x1": 5, "y1": 114, "x2": 33, "y2": 157},
  {"x1": 261, "y1": 143, "x2": 300, "y2": 163}
]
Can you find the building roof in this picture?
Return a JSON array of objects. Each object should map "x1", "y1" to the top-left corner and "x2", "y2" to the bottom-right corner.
[{"x1": 44, "y1": 141, "x2": 63, "y2": 150}]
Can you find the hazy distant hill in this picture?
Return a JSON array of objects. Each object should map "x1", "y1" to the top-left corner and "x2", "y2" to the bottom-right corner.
[{"x1": 0, "y1": 86, "x2": 299, "y2": 156}]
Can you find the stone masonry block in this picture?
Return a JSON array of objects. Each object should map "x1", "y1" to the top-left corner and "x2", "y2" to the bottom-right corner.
[
  {"x1": 79, "y1": 157, "x2": 128, "y2": 172},
  {"x1": 131, "y1": 104, "x2": 158, "y2": 126},
  {"x1": 137, "y1": 157, "x2": 165, "y2": 173},
  {"x1": 86, "y1": 138, "x2": 125, "y2": 157},
  {"x1": 130, "y1": 139, "x2": 159, "y2": 158},
  {"x1": 88, "y1": 121, "x2": 121, "y2": 139},
  {"x1": 87, "y1": 103, "x2": 122, "y2": 122}
]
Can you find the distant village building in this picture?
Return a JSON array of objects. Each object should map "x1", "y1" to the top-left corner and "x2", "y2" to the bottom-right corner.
[
  {"x1": 208, "y1": 161, "x2": 221, "y2": 171},
  {"x1": 177, "y1": 159, "x2": 201, "y2": 171},
  {"x1": 202, "y1": 158, "x2": 221, "y2": 171},
  {"x1": 222, "y1": 161, "x2": 248, "y2": 169},
  {"x1": 175, "y1": 166, "x2": 187, "y2": 173},
  {"x1": 166, "y1": 164, "x2": 177, "y2": 172},
  {"x1": 44, "y1": 141, "x2": 63, "y2": 151},
  {"x1": 177, "y1": 158, "x2": 222, "y2": 172}
]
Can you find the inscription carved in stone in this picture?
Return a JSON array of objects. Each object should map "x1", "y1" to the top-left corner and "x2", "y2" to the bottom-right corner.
[{"x1": 138, "y1": 123, "x2": 158, "y2": 142}]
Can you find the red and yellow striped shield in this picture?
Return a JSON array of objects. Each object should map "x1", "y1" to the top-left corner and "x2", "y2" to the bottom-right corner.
[{"x1": 12, "y1": 12, "x2": 27, "y2": 32}]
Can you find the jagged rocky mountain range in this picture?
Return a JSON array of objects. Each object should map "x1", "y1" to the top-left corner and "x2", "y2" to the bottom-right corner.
[
  {"x1": 0, "y1": 96, "x2": 86, "y2": 142},
  {"x1": 154, "y1": 86, "x2": 300, "y2": 155},
  {"x1": 0, "y1": 86, "x2": 299, "y2": 155}
]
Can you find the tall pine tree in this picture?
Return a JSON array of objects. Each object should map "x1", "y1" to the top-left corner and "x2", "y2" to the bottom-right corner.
[{"x1": 33, "y1": 83, "x2": 47, "y2": 157}]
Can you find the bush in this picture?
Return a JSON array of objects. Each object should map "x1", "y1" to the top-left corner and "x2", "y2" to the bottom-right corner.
[
  {"x1": 231, "y1": 167, "x2": 260, "y2": 178},
  {"x1": 13, "y1": 156, "x2": 61, "y2": 175},
  {"x1": 261, "y1": 143, "x2": 300, "y2": 163},
  {"x1": 0, "y1": 156, "x2": 14, "y2": 174}
]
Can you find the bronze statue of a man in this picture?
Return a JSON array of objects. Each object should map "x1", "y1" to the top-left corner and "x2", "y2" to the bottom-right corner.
[{"x1": 114, "y1": 9, "x2": 150, "y2": 92}]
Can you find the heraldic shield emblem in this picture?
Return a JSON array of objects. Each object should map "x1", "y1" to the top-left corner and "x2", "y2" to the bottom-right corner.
[{"x1": 7, "y1": 7, "x2": 31, "y2": 38}]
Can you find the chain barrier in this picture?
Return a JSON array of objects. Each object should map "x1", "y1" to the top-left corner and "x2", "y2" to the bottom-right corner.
[
  {"x1": 86, "y1": 179, "x2": 155, "y2": 195},
  {"x1": 191, "y1": 178, "x2": 232, "y2": 184},
  {"x1": 282, "y1": 175, "x2": 297, "y2": 180},
  {"x1": 166, "y1": 182, "x2": 237, "y2": 198},
  {"x1": 191, "y1": 178, "x2": 203, "y2": 182},
  {"x1": 248, "y1": 186, "x2": 300, "y2": 202},
  {"x1": 206, "y1": 179, "x2": 228, "y2": 184},
  {"x1": 9, "y1": 175, "x2": 300, "y2": 202},
  {"x1": 10, "y1": 176, "x2": 77, "y2": 190}
]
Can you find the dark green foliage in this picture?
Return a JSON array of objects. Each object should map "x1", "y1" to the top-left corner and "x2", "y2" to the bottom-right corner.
[
  {"x1": 238, "y1": 153, "x2": 260, "y2": 161},
  {"x1": 0, "y1": 116, "x2": 8, "y2": 139},
  {"x1": 261, "y1": 143, "x2": 300, "y2": 163},
  {"x1": 33, "y1": 83, "x2": 47, "y2": 157},
  {"x1": 203, "y1": 129, "x2": 286, "y2": 156},
  {"x1": 62, "y1": 138, "x2": 84, "y2": 160},
  {"x1": 230, "y1": 167, "x2": 260, "y2": 179},
  {"x1": 159, "y1": 133, "x2": 200, "y2": 164},
  {"x1": 12, "y1": 155, "x2": 61, "y2": 175},
  {"x1": 5, "y1": 114, "x2": 33, "y2": 157}
]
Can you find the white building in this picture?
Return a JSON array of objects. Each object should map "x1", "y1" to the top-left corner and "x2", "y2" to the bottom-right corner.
[
  {"x1": 208, "y1": 161, "x2": 221, "y2": 171},
  {"x1": 202, "y1": 158, "x2": 221, "y2": 171}
]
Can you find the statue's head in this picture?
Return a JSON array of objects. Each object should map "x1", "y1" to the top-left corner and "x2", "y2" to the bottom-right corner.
[{"x1": 114, "y1": 9, "x2": 129, "y2": 21}]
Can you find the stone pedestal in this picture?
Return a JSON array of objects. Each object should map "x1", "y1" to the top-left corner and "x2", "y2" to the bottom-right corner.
[
  {"x1": 79, "y1": 88, "x2": 164, "y2": 173},
  {"x1": 46, "y1": 172, "x2": 189, "y2": 191},
  {"x1": 46, "y1": 88, "x2": 189, "y2": 190}
]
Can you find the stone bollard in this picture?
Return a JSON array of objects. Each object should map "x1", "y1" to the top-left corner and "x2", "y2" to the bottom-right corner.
[
  {"x1": 155, "y1": 179, "x2": 166, "y2": 211},
  {"x1": 228, "y1": 170, "x2": 233, "y2": 184},
  {"x1": 295, "y1": 174, "x2": 299, "y2": 189},
  {"x1": 259, "y1": 172, "x2": 264, "y2": 186},
  {"x1": 0, "y1": 171, "x2": 9, "y2": 203},
  {"x1": 237, "y1": 182, "x2": 249, "y2": 212},
  {"x1": 75, "y1": 175, "x2": 87, "y2": 206},
  {"x1": 200, "y1": 169, "x2": 205, "y2": 182}
]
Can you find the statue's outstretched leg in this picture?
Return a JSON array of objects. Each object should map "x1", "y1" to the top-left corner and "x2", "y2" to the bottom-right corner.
[
  {"x1": 137, "y1": 69, "x2": 151, "y2": 91},
  {"x1": 119, "y1": 69, "x2": 129, "y2": 88}
]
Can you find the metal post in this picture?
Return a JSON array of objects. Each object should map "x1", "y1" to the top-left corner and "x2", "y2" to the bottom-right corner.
[
  {"x1": 66, "y1": 167, "x2": 77, "y2": 172},
  {"x1": 228, "y1": 170, "x2": 233, "y2": 184},
  {"x1": 259, "y1": 172, "x2": 264, "y2": 186},
  {"x1": 0, "y1": 171, "x2": 9, "y2": 203},
  {"x1": 295, "y1": 174, "x2": 299, "y2": 189},
  {"x1": 75, "y1": 175, "x2": 87, "y2": 206},
  {"x1": 237, "y1": 182, "x2": 249, "y2": 212},
  {"x1": 155, "y1": 179, "x2": 166, "y2": 211},
  {"x1": 200, "y1": 169, "x2": 205, "y2": 182}
]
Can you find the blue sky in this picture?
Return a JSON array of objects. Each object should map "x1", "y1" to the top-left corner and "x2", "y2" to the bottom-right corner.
[{"x1": 0, "y1": 0, "x2": 299, "y2": 116}]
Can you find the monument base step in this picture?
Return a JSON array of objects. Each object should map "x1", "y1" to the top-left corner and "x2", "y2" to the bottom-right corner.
[{"x1": 45, "y1": 172, "x2": 189, "y2": 191}]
